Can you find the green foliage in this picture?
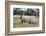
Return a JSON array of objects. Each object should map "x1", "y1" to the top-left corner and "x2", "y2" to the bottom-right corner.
[{"x1": 13, "y1": 8, "x2": 39, "y2": 16}]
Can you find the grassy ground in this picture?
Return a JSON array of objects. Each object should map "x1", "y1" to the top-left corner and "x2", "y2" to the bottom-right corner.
[{"x1": 13, "y1": 15, "x2": 39, "y2": 28}]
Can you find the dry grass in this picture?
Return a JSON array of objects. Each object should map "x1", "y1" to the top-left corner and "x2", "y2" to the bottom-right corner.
[{"x1": 13, "y1": 15, "x2": 39, "y2": 28}]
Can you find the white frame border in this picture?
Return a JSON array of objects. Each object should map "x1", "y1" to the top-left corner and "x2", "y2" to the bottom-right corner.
[{"x1": 10, "y1": 5, "x2": 42, "y2": 32}]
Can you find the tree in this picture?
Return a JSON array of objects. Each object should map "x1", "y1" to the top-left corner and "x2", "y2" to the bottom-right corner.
[{"x1": 27, "y1": 9, "x2": 35, "y2": 15}]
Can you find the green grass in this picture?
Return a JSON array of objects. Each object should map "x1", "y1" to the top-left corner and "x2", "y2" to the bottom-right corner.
[
  {"x1": 13, "y1": 21, "x2": 26, "y2": 28},
  {"x1": 13, "y1": 16, "x2": 39, "y2": 28},
  {"x1": 13, "y1": 19, "x2": 39, "y2": 28},
  {"x1": 13, "y1": 16, "x2": 20, "y2": 19}
]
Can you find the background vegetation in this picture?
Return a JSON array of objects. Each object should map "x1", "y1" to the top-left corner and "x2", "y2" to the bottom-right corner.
[{"x1": 13, "y1": 8, "x2": 39, "y2": 16}]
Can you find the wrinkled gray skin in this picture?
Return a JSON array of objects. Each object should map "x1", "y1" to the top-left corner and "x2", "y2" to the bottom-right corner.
[{"x1": 20, "y1": 16, "x2": 36, "y2": 24}]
